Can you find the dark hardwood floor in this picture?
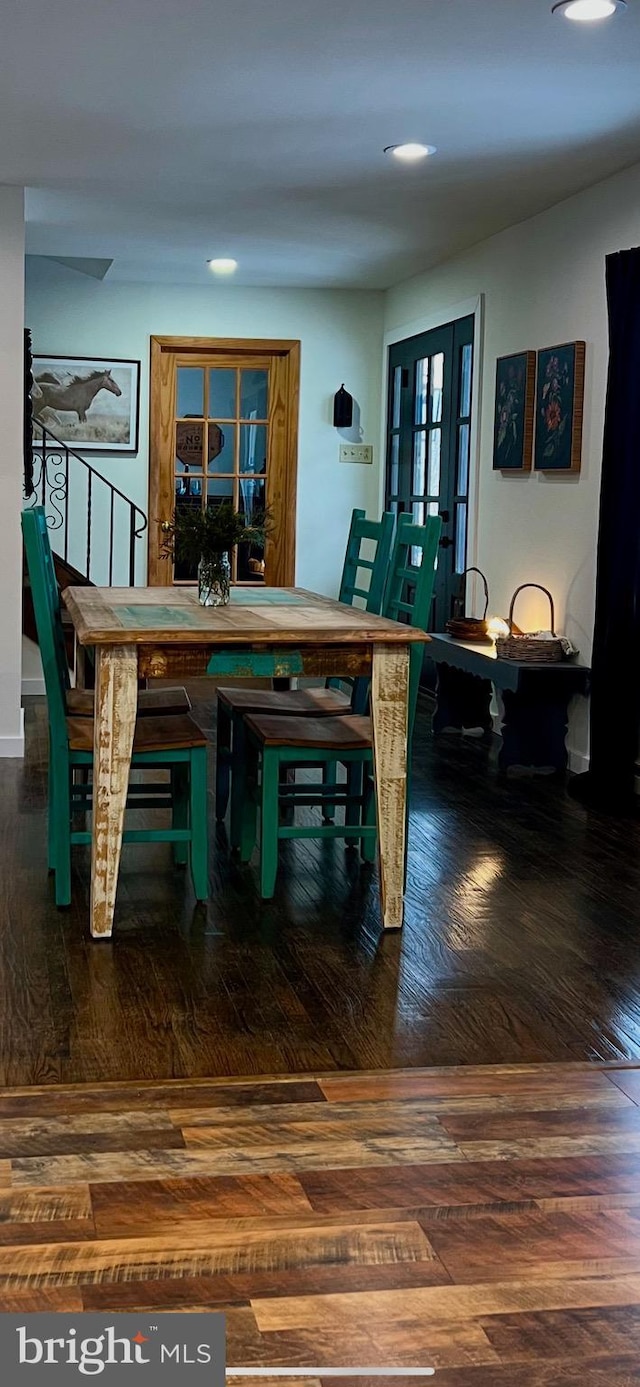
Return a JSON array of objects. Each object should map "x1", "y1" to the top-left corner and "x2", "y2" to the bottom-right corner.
[
  {"x1": 2, "y1": 1062, "x2": 640, "y2": 1384},
  {"x1": 1, "y1": 689, "x2": 640, "y2": 1085}
]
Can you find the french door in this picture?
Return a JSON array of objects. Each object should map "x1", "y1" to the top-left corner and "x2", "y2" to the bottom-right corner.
[
  {"x1": 148, "y1": 337, "x2": 300, "y2": 587},
  {"x1": 385, "y1": 316, "x2": 474, "y2": 631}
]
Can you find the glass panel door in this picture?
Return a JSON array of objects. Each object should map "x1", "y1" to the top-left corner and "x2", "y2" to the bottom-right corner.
[
  {"x1": 173, "y1": 362, "x2": 270, "y2": 584},
  {"x1": 385, "y1": 316, "x2": 474, "y2": 636}
]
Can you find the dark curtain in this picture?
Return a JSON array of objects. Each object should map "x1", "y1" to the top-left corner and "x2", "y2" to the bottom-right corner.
[{"x1": 573, "y1": 248, "x2": 640, "y2": 810}]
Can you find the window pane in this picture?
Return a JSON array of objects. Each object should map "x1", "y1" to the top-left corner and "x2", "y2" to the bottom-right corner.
[
  {"x1": 209, "y1": 369, "x2": 236, "y2": 420},
  {"x1": 428, "y1": 428, "x2": 441, "y2": 497},
  {"x1": 455, "y1": 502, "x2": 468, "y2": 574},
  {"x1": 239, "y1": 475, "x2": 266, "y2": 527},
  {"x1": 206, "y1": 423, "x2": 235, "y2": 474},
  {"x1": 207, "y1": 422, "x2": 235, "y2": 473},
  {"x1": 240, "y1": 370, "x2": 268, "y2": 420},
  {"x1": 238, "y1": 478, "x2": 267, "y2": 581},
  {"x1": 427, "y1": 500, "x2": 439, "y2": 517},
  {"x1": 411, "y1": 501, "x2": 425, "y2": 568},
  {"x1": 392, "y1": 365, "x2": 402, "y2": 430},
  {"x1": 415, "y1": 359, "x2": 429, "y2": 426},
  {"x1": 412, "y1": 433, "x2": 426, "y2": 496},
  {"x1": 206, "y1": 477, "x2": 234, "y2": 505},
  {"x1": 431, "y1": 353, "x2": 444, "y2": 423},
  {"x1": 457, "y1": 423, "x2": 470, "y2": 497},
  {"x1": 175, "y1": 421, "x2": 204, "y2": 472},
  {"x1": 460, "y1": 343, "x2": 473, "y2": 418},
  {"x1": 240, "y1": 423, "x2": 268, "y2": 475},
  {"x1": 174, "y1": 482, "x2": 201, "y2": 579},
  {"x1": 389, "y1": 433, "x2": 400, "y2": 495},
  {"x1": 177, "y1": 367, "x2": 204, "y2": 418}
]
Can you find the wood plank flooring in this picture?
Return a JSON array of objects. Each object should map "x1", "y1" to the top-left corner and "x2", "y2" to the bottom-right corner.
[
  {"x1": 2, "y1": 690, "x2": 640, "y2": 1083},
  {"x1": 2, "y1": 1064, "x2": 640, "y2": 1384}
]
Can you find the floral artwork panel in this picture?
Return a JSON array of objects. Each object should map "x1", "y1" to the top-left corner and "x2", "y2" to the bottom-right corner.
[
  {"x1": 534, "y1": 342, "x2": 585, "y2": 474},
  {"x1": 493, "y1": 352, "x2": 535, "y2": 471}
]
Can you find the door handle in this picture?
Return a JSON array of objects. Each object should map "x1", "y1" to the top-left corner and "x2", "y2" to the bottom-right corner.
[
  {"x1": 439, "y1": 510, "x2": 450, "y2": 523},
  {"x1": 439, "y1": 536, "x2": 454, "y2": 549},
  {"x1": 160, "y1": 520, "x2": 172, "y2": 534}
]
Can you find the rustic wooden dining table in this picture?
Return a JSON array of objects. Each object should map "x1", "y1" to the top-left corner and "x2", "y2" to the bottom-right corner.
[{"x1": 62, "y1": 584, "x2": 429, "y2": 940}]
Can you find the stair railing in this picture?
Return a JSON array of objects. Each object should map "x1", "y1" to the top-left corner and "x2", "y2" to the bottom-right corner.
[{"x1": 23, "y1": 423, "x2": 148, "y2": 587}]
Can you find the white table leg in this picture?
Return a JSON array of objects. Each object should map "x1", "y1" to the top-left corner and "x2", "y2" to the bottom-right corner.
[
  {"x1": 371, "y1": 643, "x2": 410, "y2": 930},
  {"x1": 91, "y1": 644, "x2": 138, "y2": 939}
]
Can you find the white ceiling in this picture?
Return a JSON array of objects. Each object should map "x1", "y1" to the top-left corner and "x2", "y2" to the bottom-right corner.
[{"x1": 2, "y1": 0, "x2": 640, "y2": 288}]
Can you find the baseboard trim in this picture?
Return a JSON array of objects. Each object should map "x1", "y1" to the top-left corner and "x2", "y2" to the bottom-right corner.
[
  {"x1": 0, "y1": 709, "x2": 25, "y2": 759},
  {"x1": 21, "y1": 678, "x2": 46, "y2": 698}
]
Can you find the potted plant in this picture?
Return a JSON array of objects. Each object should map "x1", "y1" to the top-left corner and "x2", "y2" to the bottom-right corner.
[{"x1": 161, "y1": 502, "x2": 271, "y2": 606}]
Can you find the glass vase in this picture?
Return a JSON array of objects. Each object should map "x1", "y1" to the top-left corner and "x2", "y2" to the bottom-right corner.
[{"x1": 198, "y1": 552, "x2": 231, "y2": 607}]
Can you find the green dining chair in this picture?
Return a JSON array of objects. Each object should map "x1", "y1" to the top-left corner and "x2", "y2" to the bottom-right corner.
[
  {"x1": 22, "y1": 508, "x2": 209, "y2": 910},
  {"x1": 24, "y1": 508, "x2": 190, "y2": 720},
  {"x1": 215, "y1": 507, "x2": 396, "y2": 826},
  {"x1": 234, "y1": 513, "x2": 442, "y2": 898}
]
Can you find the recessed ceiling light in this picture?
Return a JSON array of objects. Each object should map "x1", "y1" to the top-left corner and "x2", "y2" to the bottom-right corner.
[
  {"x1": 552, "y1": 0, "x2": 625, "y2": 20},
  {"x1": 207, "y1": 258, "x2": 238, "y2": 275},
  {"x1": 384, "y1": 143, "x2": 437, "y2": 163}
]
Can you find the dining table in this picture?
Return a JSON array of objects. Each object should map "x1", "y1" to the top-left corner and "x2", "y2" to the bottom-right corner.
[{"x1": 62, "y1": 584, "x2": 429, "y2": 940}]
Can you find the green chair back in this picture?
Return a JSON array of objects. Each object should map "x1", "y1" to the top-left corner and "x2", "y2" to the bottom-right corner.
[
  {"x1": 22, "y1": 508, "x2": 70, "y2": 746},
  {"x1": 338, "y1": 508, "x2": 395, "y2": 614},
  {"x1": 383, "y1": 513, "x2": 442, "y2": 736}
]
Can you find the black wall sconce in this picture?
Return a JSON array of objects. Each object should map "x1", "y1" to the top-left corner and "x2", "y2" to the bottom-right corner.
[{"x1": 333, "y1": 384, "x2": 354, "y2": 429}]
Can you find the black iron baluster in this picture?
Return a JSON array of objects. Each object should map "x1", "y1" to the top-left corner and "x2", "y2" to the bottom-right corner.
[
  {"x1": 109, "y1": 491, "x2": 115, "y2": 586},
  {"x1": 86, "y1": 470, "x2": 92, "y2": 582},
  {"x1": 63, "y1": 446, "x2": 69, "y2": 564},
  {"x1": 129, "y1": 506, "x2": 136, "y2": 586}
]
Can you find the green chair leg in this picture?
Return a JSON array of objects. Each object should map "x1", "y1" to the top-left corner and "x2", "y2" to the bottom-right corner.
[
  {"x1": 239, "y1": 739, "x2": 259, "y2": 863},
  {"x1": 322, "y1": 759, "x2": 338, "y2": 822},
  {"x1": 188, "y1": 748, "x2": 209, "y2": 901},
  {"x1": 215, "y1": 701, "x2": 232, "y2": 821},
  {"x1": 260, "y1": 747, "x2": 280, "y2": 899},
  {"x1": 230, "y1": 715, "x2": 248, "y2": 851},
  {"x1": 345, "y1": 762, "x2": 363, "y2": 847},
  {"x1": 361, "y1": 770, "x2": 377, "y2": 864},
  {"x1": 52, "y1": 757, "x2": 72, "y2": 907},
  {"x1": 172, "y1": 765, "x2": 189, "y2": 867}
]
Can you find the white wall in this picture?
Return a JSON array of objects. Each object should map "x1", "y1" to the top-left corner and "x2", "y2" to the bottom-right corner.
[
  {"x1": 25, "y1": 261, "x2": 384, "y2": 598},
  {"x1": 0, "y1": 187, "x2": 25, "y2": 756},
  {"x1": 385, "y1": 159, "x2": 640, "y2": 767}
]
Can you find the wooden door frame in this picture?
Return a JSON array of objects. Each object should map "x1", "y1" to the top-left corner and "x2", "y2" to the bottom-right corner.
[{"x1": 148, "y1": 336, "x2": 300, "y2": 586}]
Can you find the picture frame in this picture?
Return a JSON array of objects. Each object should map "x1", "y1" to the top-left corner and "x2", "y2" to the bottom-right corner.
[
  {"x1": 492, "y1": 351, "x2": 536, "y2": 472},
  {"x1": 534, "y1": 341, "x2": 585, "y2": 474},
  {"x1": 31, "y1": 356, "x2": 140, "y2": 453}
]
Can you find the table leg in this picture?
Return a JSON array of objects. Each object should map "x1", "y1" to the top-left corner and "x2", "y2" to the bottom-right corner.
[
  {"x1": 499, "y1": 680, "x2": 572, "y2": 774},
  {"x1": 371, "y1": 643, "x2": 410, "y2": 931},
  {"x1": 90, "y1": 644, "x2": 138, "y2": 939}
]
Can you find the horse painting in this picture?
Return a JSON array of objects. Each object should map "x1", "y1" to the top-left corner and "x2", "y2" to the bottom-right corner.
[{"x1": 33, "y1": 369, "x2": 122, "y2": 423}]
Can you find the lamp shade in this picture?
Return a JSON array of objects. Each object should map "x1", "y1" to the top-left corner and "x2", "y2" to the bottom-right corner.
[{"x1": 333, "y1": 384, "x2": 353, "y2": 428}]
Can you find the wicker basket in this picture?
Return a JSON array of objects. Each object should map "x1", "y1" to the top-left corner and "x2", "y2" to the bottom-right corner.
[
  {"x1": 496, "y1": 584, "x2": 565, "y2": 664},
  {"x1": 446, "y1": 567, "x2": 490, "y2": 641}
]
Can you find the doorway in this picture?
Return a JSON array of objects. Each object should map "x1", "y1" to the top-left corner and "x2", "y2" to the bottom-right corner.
[
  {"x1": 385, "y1": 315, "x2": 475, "y2": 631},
  {"x1": 148, "y1": 336, "x2": 300, "y2": 586}
]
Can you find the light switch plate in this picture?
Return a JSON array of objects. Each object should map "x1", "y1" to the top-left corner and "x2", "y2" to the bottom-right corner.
[{"x1": 339, "y1": 444, "x2": 373, "y2": 465}]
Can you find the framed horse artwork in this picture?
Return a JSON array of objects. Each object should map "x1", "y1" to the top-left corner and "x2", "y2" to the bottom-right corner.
[{"x1": 32, "y1": 356, "x2": 140, "y2": 453}]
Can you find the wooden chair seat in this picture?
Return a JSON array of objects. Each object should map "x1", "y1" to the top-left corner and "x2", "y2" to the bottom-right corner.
[
  {"x1": 217, "y1": 686, "x2": 351, "y2": 718},
  {"x1": 67, "y1": 686, "x2": 191, "y2": 718},
  {"x1": 67, "y1": 713, "x2": 207, "y2": 754},
  {"x1": 244, "y1": 712, "x2": 372, "y2": 751}
]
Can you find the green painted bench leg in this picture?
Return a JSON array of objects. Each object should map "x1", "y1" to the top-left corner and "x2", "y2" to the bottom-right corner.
[
  {"x1": 172, "y1": 765, "x2": 189, "y2": 867},
  {"x1": 229, "y1": 714, "x2": 248, "y2": 851},
  {"x1": 361, "y1": 767, "x2": 377, "y2": 864},
  {"x1": 52, "y1": 754, "x2": 72, "y2": 907},
  {"x1": 188, "y1": 748, "x2": 209, "y2": 902},
  {"x1": 345, "y1": 762, "x2": 363, "y2": 847},
  {"x1": 260, "y1": 747, "x2": 280, "y2": 900},
  {"x1": 322, "y1": 760, "x2": 338, "y2": 822},
  {"x1": 215, "y1": 700, "x2": 232, "y2": 821}
]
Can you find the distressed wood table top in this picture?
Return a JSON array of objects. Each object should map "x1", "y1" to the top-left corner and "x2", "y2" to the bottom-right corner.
[
  {"x1": 62, "y1": 586, "x2": 430, "y2": 648},
  {"x1": 1, "y1": 1061, "x2": 640, "y2": 1381}
]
